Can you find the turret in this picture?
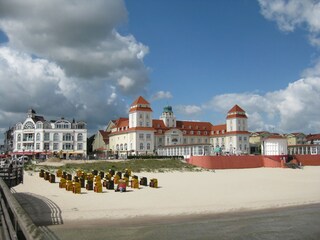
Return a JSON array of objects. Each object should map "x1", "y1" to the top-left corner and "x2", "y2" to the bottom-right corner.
[
  {"x1": 160, "y1": 105, "x2": 176, "y2": 128},
  {"x1": 129, "y1": 96, "x2": 153, "y2": 128},
  {"x1": 226, "y1": 105, "x2": 248, "y2": 132}
]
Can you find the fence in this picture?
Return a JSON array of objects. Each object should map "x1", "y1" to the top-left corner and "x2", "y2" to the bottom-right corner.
[{"x1": 0, "y1": 166, "x2": 45, "y2": 239}]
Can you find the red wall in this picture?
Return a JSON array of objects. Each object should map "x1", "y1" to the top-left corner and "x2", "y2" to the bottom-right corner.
[
  {"x1": 188, "y1": 155, "x2": 283, "y2": 169},
  {"x1": 293, "y1": 155, "x2": 320, "y2": 166}
]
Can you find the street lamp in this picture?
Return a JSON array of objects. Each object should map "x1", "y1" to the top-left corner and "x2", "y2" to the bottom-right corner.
[{"x1": 22, "y1": 145, "x2": 25, "y2": 166}]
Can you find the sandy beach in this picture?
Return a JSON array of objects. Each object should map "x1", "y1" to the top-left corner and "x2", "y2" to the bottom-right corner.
[{"x1": 12, "y1": 166, "x2": 320, "y2": 226}]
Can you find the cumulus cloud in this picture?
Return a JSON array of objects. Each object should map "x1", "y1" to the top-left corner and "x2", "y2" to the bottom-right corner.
[
  {"x1": 258, "y1": 0, "x2": 320, "y2": 47},
  {"x1": 250, "y1": 0, "x2": 320, "y2": 133},
  {"x1": 205, "y1": 76, "x2": 320, "y2": 133},
  {"x1": 152, "y1": 91, "x2": 173, "y2": 100},
  {"x1": 175, "y1": 105, "x2": 203, "y2": 116},
  {"x1": 0, "y1": 0, "x2": 150, "y2": 140}
]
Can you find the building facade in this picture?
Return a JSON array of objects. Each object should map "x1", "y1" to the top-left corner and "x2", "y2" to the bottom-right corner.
[
  {"x1": 261, "y1": 135, "x2": 288, "y2": 156},
  {"x1": 109, "y1": 96, "x2": 250, "y2": 158},
  {"x1": 13, "y1": 109, "x2": 87, "y2": 159}
]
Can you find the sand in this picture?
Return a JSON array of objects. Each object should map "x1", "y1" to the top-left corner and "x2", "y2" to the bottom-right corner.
[{"x1": 12, "y1": 166, "x2": 320, "y2": 224}]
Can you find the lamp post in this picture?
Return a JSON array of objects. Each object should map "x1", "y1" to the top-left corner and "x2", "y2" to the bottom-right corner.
[{"x1": 22, "y1": 145, "x2": 25, "y2": 167}]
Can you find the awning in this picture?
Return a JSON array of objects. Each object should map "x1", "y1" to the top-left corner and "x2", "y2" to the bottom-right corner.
[{"x1": 13, "y1": 152, "x2": 34, "y2": 155}]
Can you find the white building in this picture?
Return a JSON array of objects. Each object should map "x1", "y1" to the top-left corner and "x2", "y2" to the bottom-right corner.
[
  {"x1": 13, "y1": 109, "x2": 87, "y2": 159},
  {"x1": 261, "y1": 135, "x2": 288, "y2": 156},
  {"x1": 109, "y1": 96, "x2": 250, "y2": 158}
]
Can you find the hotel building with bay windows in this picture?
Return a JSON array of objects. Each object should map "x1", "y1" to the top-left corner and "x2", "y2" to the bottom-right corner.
[
  {"x1": 12, "y1": 109, "x2": 87, "y2": 159},
  {"x1": 109, "y1": 96, "x2": 250, "y2": 158}
]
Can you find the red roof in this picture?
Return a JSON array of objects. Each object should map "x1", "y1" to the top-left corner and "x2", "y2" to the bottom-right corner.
[
  {"x1": 131, "y1": 96, "x2": 150, "y2": 106},
  {"x1": 227, "y1": 104, "x2": 247, "y2": 119},
  {"x1": 228, "y1": 104, "x2": 245, "y2": 113}
]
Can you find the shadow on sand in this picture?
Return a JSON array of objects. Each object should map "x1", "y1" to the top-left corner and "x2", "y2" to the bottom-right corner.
[{"x1": 12, "y1": 191, "x2": 63, "y2": 226}]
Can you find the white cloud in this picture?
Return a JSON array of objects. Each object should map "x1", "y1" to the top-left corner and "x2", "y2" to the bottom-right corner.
[
  {"x1": 253, "y1": 0, "x2": 320, "y2": 133},
  {"x1": 205, "y1": 76, "x2": 320, "y2": 133},
  {"x1": 175, "y1": 105, "x2": 202, "y2": 115},
  {"x1": 258, "y1": 0, "x2": 320, "y2": 46},
  {"x1": 152, "y1": 91, "x2": 173, "y2": 100},
  {"x1": 0, "y1": 0, "x2": 150, "y2": 141}
]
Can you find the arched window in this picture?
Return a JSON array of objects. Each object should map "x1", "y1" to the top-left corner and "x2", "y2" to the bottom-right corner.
[
  {"x1": 24, "y1": 121, "x2": 35, "y2": 129},
  {"x1": 77, "y1": 133, "x2": 83, "y2": 141},
  {"x1": 53, "y1": 133, "x2": 59, "y2": 141},
  {"x1": 36, "y1": 133, "x2": 40, "y2": 141},
  {"x1": 147, "y1": 143, "x2": 151, "y2": 150},
  {"x1": 120, "y1": 144, "x2": 123, "y2": 150},
  {"x1": 124, "y1": 143, "x2": 127, "y2": 150},
  {"x1": 116, "y1": 144, "x2": 119, "y2": 150},
  {"x1": 17, "y1": 134, "x2": 21, "y2": 142}
]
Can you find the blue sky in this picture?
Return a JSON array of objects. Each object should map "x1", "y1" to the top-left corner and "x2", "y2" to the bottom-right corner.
[
  {"x1": 0, "y1": 0, "x2": 320, "y2": 142},
  {"x1": 123, "y1": 0, "x2": 316, "y2": 122}
]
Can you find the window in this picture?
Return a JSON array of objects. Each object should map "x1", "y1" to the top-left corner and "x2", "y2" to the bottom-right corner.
[
  {"x1": 239, "y1": 136, "x2": 242, "y2": 141},
  {"x1": 63, "y1": 133, "x2": 72, "y2": 141},
  {"x1": 124, "y1": 143, "x2": 127, "y2": 150},
  {"x1": 36, "y1": 133, "x2": 40, "y2": 141},
  {"x1": 44, "y1": 133, "x2": 50, "y2": 141},
  {"x1": 140, "y1": 114, "x2": 143, "y2": 119},
  {"x1": 24, "y1": 121, "x2": 35, "y2": 129},
  {"x1": 77, "y1": 123, "x2": 86, "y2": 129},
  {"x1": 147, "y1": 143, "x2": 151, "y2": 150},
  {"x1": 77, "y1": 133, "x2": 83, "y2": 141},
  {"x1": 36, "y1": 122, "x2": 43, "y2": 129},
  {"x1": 197, "y1": 131, "x2": 201, "y2": 135},
  {"x1": 244, "y1": 137, "x2": 247, "y2": 141},
  {"x1": 36, "y1": 143, "x2": 40, "y2": 150},
  {"x1": 183, "y1": 138, "x2": 187, "y2": 144},
  {"x1": 139, "y1": 133, "x2": 144, "y2": 140},
  {"x1": 146, "y1": 134, "x2": 151, "y2": 140},
  {"x1": 120, "y1": 144, "x2": 123, "y2": 150},
  {"x1": 53, "y1": 143, "x2": 59, "y2": 150},
  {"x1": 116, "y1": 144, "x2": 119, "y2": 150},
  {"x1": 53, "y1": 133, "x2": 59, "y2": 141},
  {"x1": 140, "y1": 143, "x2": 144, "y2": 150},
  {"x1": 77, "y1": 143, "x2": 83, "y2": 150},
  {"x1": 17, "y1": 134, "x2": 21, "y2": 142},
  {"x1": 63, "y1": 143, "x2": 73, "y2": 150},
  {"x1": 44, "y1": 143, "x2": 50, "y2": 150},
  {"x1": 23, "y1": 133, "x2": 33, "y2": 141},
  {"x1": 190, "y1": 131, "x2": 194, "y2": 135}
]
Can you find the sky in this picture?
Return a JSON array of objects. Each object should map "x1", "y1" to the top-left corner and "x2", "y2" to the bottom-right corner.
[{"x1": 0, "y1": 0, "x2": 320, "y2": 143}]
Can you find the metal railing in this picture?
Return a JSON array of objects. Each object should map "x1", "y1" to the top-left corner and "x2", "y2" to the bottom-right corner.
[
  {"x1": 0, "y1": 168, "x2": 46, "y2": 239},
  {"x1": 0, "y1": 165, "x2": 24, "y2": 188}
]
